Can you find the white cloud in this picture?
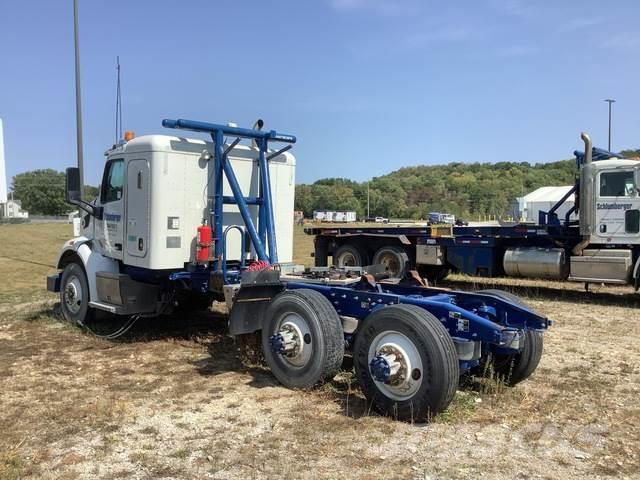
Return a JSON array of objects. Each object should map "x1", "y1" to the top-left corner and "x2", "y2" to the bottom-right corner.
[
  {"x1": 494, "y1": 45, "x2": 540, "y2": 58},
  {"x1": 329, "y1": 0, "x2": 421, "y2": 15},
  {"x1": 560, "y1": 17, "x2": 604, "y2": 32},
  {"x1": 405, "y1": 26, "x2": 476, "y2": 46},
  {"x1": 487, "y1": 0, "x2": 535, "y2": 19},
  {"x1": 330, "y1": 0, "x2": 367, "y2": 10},
  {"x1": 601, "y1": 32, "x2": 640, "y2": 49}
]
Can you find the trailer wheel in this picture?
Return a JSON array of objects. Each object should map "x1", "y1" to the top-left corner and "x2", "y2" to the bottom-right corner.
[
  {"x1": 60, "y1": 261, "x2": 93, "y2": 325},
  {"x1": 262, "y1": 289, "x2": 344, "y2": 389},
  {"x1": 354, "y1": 305, "x2": 459, "y2": 421},
  {"x1": 333, "y1": 244, "x2": 365, "y2": 268},
  {"x1": 372, "y1": 246, "x2": 409, "y2": 278},
  {"x1": 476, "y1": 289, "x2": 543, "y2": 386}
]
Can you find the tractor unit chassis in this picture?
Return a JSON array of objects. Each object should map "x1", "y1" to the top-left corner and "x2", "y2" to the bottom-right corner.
[{"x1": 222, "y1": 266, "x2": 550, "y2": 421}]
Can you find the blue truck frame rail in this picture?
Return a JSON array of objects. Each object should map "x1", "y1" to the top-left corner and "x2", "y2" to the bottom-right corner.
[{"x1": 284, "y1": 279, "x2": 549, "y2": 371}]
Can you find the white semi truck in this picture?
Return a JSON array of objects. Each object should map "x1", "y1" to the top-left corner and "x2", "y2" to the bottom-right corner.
[
  {"x1": 47, "y1": 118, "x2": 550, "y2": 421},
  {"x1": 310, "y1": 134, "x2": 640, "y2": 289}
]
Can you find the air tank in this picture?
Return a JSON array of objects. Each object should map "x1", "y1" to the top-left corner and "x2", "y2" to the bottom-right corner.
[{"x1": 503, "y1": 247, "x2": 569, "y2": 280}]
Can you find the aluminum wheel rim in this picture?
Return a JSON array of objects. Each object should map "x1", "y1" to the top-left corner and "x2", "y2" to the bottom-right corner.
[
  {"x1": 337, "y1": 251, "x2": 357, "y2": 267},
  {"x1": 368, "y1": 330, "x2": 423, "y2": 400},
  {"x1": 376, "y1": 251, "x2": 401, "y2": 276},
  {"x1": 276, "y1": 313, "x2": 312, "y2": 367},
  {"x1": 64, "y1": 275, "x2": 83, "y2": 314}
]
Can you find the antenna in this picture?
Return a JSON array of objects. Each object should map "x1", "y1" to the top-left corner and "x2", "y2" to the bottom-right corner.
[{"x1": 115, "y1": 56, "x2": 123, "y2": 143}]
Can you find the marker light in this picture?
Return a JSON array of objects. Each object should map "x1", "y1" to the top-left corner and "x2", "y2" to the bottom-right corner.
[{"x1": 124, "y1": 131, "x2": 135, "y2": 141}]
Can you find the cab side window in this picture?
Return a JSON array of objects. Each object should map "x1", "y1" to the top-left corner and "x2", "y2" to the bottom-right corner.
[
  {"x1": 101, "y1": 159, "x2": 124, "y2": 203},
  {"x1": 599, "y1": 171, "x2": 635, "y2": 197}
]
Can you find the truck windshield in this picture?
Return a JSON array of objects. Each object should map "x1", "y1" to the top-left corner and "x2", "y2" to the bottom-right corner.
[{"x1": 599, "y1": 170, "x2": 635, "y2": 197}]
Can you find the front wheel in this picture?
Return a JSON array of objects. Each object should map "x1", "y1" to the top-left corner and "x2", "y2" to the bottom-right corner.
[
  {"x1": 60, "y1": 261, "x2": 93, "y2": 325},
  {"x1": 354, "y1": 305, "x2": 459, "y2": 421},
  {"x1": 262, "y1": 289, "x2": 344, "y2": 389}
]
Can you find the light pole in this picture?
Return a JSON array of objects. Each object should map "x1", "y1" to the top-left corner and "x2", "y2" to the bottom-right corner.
[
  {"x1": 367, "y1": 182, "x2": 370, "y2": 219},
  {"x1": 604, "y1": 98, "x2": 616, "y2": 151},
  {"x1": 73, "y1": 0, "x2": 84, "y2": 197}
]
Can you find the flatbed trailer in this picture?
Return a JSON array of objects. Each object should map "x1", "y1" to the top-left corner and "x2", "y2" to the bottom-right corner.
[
  {"x1": 307, "y1": 222, "x2": 584, "y2": 279},
  {"x1": 308, "y1": 139, "x2": 640, "y2": 291}
]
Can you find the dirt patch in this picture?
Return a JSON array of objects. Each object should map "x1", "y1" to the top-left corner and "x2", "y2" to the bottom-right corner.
[
  {"x1": 1, "y1": 294, "x2": 638, "y2": 480},
  {"x1": 1, "y1": 224, "x2": 639, "y2": 479}
]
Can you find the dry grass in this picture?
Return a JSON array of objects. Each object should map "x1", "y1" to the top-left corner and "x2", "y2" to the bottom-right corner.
[{"x1": 1, "y1": 223, "x2": 639, "y2": 479}]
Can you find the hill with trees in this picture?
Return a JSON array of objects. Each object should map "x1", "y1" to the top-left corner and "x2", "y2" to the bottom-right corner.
[{"x1": 295, "y1": 150, "x2": 639, "y2": 220}]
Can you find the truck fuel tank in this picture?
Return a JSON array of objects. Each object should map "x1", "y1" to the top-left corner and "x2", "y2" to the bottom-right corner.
[{"x1": 503, "y1": 247, "x2": 569, "y2": 280}]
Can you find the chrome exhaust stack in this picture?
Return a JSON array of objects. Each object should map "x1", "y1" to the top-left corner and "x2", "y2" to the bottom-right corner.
[
  {"x1": 581, "y1": 132, "x2": 592, "y2": 164},
  {"x1": 575, "y1": 132, "x2": 593, "y2": 254}
]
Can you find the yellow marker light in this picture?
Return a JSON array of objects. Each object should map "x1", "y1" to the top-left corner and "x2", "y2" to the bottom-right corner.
[{"x1": 124, "y1": 131, "x2": 135, "y2": 141}]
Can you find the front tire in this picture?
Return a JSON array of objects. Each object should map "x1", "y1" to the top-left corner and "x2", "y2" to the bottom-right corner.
[
  {"x1": 262, "y1": 289, "x2": 344, "y2": 389},
  {"x1": 60, "y1": 261, "x2": 92, "y2": 325},
  {"x1": 354, "y1": 305, "x2": 459, "y2": 421}
]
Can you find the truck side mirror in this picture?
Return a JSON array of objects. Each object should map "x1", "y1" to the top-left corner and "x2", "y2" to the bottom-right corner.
[{"x1": 65, "y1": 167, "x2": 82, "y2": 203}]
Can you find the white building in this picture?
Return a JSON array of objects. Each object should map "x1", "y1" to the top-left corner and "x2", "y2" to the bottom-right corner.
[
  {"x1": 516, "y1": 186, "x2": 577, "y2": 223},
  {"x1": 0, "y1": 198, "x2": 29, "y2": 219}
]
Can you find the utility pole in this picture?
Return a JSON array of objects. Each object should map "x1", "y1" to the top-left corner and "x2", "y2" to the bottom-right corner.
[
  {"x1": 367, "y1": 182, "x2": 370, "y2": 218},
  {"x1": 604, "y1": 98, "x2": 616, "y2": 151},
  {"x1": 73, "y1": 0, "x2": 84, "y2": 197}
]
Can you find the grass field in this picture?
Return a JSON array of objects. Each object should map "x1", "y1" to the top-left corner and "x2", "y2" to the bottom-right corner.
[{"x1": 1, "y1": 223, "x2": 639, "y2": 479}]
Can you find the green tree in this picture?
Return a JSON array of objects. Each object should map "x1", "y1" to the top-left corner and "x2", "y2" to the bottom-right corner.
[{"x1": 11, "y1": 169, "x2": 69, "y2": 215}]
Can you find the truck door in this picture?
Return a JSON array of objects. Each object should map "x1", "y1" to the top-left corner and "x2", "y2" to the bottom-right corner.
[
  {"x1": 96, "y1": 158, "x2": 125, "y2": 260},
  {"x1": 125, "y1": 159, "x2": 150, "y2": 258},
  {"x1": 595, "y1": 167, "x2": 640, "y2": 243}
]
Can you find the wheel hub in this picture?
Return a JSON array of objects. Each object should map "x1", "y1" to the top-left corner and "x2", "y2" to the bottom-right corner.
[
  {"x1": 64, "y1": 276, "x2": 83, "y2": 314},
  {"x1": 269, "y1": 314, "x2": 312, "y2": 367},
  {"x1": 270, "y1": 324, "x2": 300, "y2": 356},
  {"x1": 368, "y1": 331, "x2": 423, "y2": 400},
  {"x1": 370, "y1": 345, "x2": 407, "y2": 385}
]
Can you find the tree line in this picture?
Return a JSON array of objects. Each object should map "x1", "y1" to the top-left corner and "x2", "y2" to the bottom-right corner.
[
  {"x1": 295, "y1": 149, "x2": 640, "y2": 220},
  {"x1": 8, "y1": 148, "x2": 640, "y2": 217}
]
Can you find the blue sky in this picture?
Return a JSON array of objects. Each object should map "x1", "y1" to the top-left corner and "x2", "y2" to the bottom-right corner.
[{"x1": 0, "y1": 0, "x2": 638, "y2": 186}]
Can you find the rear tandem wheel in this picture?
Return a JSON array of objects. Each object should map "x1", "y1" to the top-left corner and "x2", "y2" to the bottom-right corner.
[
  {"x1": 353, "y1": 304, "x2": 459, "y2": 421},
  {"x1": 476, "y1": 289, "x2": 544, "y2": 386}
]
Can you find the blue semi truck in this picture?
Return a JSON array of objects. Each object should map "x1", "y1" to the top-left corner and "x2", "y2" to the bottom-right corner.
[{"x1": 309, "y1": 134, "x2": 640, "y2": 291}]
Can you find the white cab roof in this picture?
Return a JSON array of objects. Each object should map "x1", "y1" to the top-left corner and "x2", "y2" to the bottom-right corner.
[{"x1": 109, "y1": 134, "x2": 295, "y2": 165}]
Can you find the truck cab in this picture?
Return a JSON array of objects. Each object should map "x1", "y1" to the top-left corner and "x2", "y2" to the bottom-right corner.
[
  {"x1": 589, "y1": 159, "x2": 640, "y2": 243},
  {"x1": 83, "y1": 134, "x2": 296, "y2": 270}
]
